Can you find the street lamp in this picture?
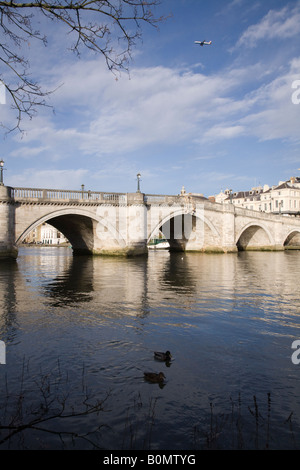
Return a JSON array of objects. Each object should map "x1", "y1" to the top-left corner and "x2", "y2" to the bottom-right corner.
[
  {"x1": 0, "y1": 159, "x2": 4, "y2": 186},
  {"x1": 136, "y1": 173, "x2": 141, "y2": 193}
]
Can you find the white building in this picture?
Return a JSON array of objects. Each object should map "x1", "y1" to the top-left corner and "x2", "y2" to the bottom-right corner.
[
  {"x1": 40, "y1": 223, "x2": 68, "y2": 245},
  {"x1": 23, "y1": 223, "x2": 68, "y2": 245},
  {"x1": 213, "y1": 177, "x2": 300, "y2": 216}
]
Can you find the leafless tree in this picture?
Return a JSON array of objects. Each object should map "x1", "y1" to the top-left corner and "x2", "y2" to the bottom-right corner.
[
  {"x1": 0, "y1": 360, "x2": 112, "y2": 449},
  {"x1": 0, "y1": 0, "x2": 167, "y2": 132}
]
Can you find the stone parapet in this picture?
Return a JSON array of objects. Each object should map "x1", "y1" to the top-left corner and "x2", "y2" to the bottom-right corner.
[
  {"x1": 126, "y1": 192, "x2": 145, "y2": 205},
  {"x1": 0, "y1": 185, "x2": 12, "y2": 201}
]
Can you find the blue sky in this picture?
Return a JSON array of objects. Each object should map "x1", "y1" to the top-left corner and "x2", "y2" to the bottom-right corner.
[{"x1": 1, "y1": 0, "x2": 300, "y2": 197}]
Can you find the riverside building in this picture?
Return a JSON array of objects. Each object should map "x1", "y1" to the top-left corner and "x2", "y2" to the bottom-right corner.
[{"x1": 213, "y1": 177, "x2": 300, "y2": 216}]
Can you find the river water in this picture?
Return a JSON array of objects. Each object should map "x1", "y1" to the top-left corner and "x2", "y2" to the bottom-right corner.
[{"x1": 1, "y1": 246, "x2": 300, "y2": 450}]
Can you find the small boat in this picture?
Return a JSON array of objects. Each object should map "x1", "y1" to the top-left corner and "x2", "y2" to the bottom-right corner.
[
  {"x1": 154, "y1": 351, "x2": 172, "y2": 361},
  {"x1": 148, "y1": 240, "x2": 170, "y2": 250}
]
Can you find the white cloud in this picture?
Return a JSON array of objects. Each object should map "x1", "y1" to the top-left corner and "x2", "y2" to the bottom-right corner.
[
  {"x1": 203, "y1": 125, "x2": 245, "y2": 141},
  {"x1": 10, "y1": 145, "x2": 50, "y2": 158},
  {"x1": 19, "y1": 63, "x2": 232, "y2": 156},
  {"x1": 238, "y1": 62, "x2": 300, "y2": 142},
  {"x1": 237, "y1": 3, "x2": 300, "y2": 47},
  {"x1": 49, "y1": 63, "x2": 250, "y2": 156},
  {"x1": 7, "y1": 40, "x2": 300, "y2": 183},
  {"x1": 10, "y1": 169, "x2": 89, "y2": 189}
]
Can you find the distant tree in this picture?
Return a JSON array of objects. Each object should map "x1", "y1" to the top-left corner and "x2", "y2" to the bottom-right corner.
[{"x1": 0, "y1": 0, "x2": 166, "y2": 132}]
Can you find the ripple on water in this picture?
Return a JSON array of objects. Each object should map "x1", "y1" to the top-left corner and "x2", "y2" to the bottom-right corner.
[{"x1": 1, "y1": 249, "x2": 300, "y2": 449}]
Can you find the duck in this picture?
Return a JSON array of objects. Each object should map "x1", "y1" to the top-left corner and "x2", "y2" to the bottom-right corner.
[
  {"x1": 144, "y1": 372, "x2": 166, "y2": 383},
  {"x1": 154, "y1": 350, "x2": 172, "y2": 362}
]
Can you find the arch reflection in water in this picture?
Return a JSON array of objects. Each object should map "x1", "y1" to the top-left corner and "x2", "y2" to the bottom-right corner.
[{"x1": 1, "y1": 247, "x2": 300, "y2": 449}]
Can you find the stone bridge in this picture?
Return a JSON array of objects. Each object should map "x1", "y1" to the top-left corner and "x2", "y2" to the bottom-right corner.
[{"x1": 1, "y1": 184, "x2": 300, "y2": 258}]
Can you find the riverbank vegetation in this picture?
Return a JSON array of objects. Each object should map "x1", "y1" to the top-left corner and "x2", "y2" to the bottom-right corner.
[{"x1": 0, "y1": 361, "x2": 299, "y2": 449}]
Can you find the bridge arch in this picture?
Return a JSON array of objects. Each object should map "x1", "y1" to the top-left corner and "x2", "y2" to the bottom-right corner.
[
  {"x1": 16, "y1": 207, "x2": 126, "y2": 255},
  {"x1": 283, "y1": 229, "x2": 300, "y2": 249},
  {"x1": 148, "y1": 208, "x2": 221, "y2": 252},
  {"x1": 236, "y1": 222, "x2": 275, "y2": 251}
]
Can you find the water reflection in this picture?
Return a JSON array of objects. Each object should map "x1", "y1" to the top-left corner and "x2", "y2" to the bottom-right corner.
[
  {"x1": 1, "y1": 247, "x2": 300, "y2": 344},
  {"x1": 1, "y1": 247, "x2": 300, "y2": 449},
  {"x1": 0, "y1": 259, "x2": 19, "y2": 342},
  {"x1": 43, "y1": 256, "x2": 94, "y2": 306}
]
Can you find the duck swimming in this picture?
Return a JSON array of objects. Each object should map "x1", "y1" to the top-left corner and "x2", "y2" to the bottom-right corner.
[
  {"x1": 154, "y1": 351, "x2": 172, "y2": 361},
  {"x1": 144, "y1": 372, "x2": 166, "y2": 383}
]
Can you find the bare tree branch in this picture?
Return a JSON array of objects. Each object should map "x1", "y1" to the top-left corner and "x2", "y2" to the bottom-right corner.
[
  {"x1": 0, "y1": 0, "x2": 167, "y2": 132},
  {"x1": 0, "y1": 362, "x2": 112, "y2": 449}
]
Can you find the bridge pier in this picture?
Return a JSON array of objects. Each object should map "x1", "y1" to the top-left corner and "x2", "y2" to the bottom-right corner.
[
  {"x1": 0, "y1": 186, "x2": 18, "y2": 259},
  {"x1": 73, "y1": 245, "x2": 147, "y2": 256},
  {"x1": 89, "y1": 192, "x2": 148, "y2": 256},
  {"x1": 90, "y1": 241, "x2": 148, "y2": 257},
  {"x1": 219, "y1": 207, "x2": 238, "y2": 253}
]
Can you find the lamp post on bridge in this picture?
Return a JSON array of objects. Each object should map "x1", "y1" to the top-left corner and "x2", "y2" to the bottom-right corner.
[
  {"x1": 0, "y1": 159, "x2": 4, "y2": 186},
  {"x1": 136, "y1": 173, "x2": 141, "y2": 193}
]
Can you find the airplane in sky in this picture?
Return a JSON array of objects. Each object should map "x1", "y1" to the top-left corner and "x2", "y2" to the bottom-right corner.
[{"x1": 194, "y1": 40, "x2": 212, "y2": 46}]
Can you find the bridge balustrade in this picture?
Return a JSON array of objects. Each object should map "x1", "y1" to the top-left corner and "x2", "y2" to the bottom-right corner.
[
  {"x1": 7, "y1": 188, "x2": 202, "y2": 205},
  {"x1": 10, "y1": 187, "x2": 127, "y2": 203},
  {"x1": 144, "y1": 194, "x2": 182, "y2": 203}
]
